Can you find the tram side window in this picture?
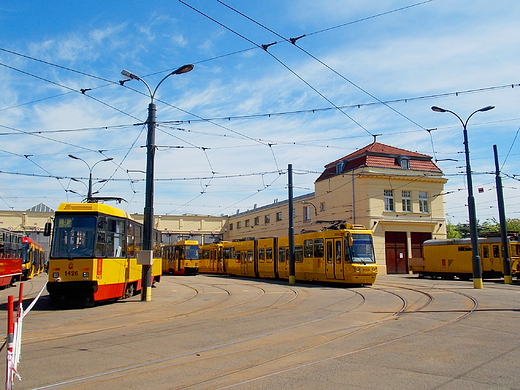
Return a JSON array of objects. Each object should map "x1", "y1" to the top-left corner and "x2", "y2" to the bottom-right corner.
[
  {"x1": 266, "y1": 247, "x2": 273, "y2": 263},
  {"x1": 223, "y1": 246, "x2": 234, "y2": 260},
  {"x1": 126, "y1": 223, "x2": 142, "y2": 257},
  {"x1": 153, "y1": 231, "x2": 161, "y2": 258},
  {"x1": 259, "y1": 248, "x2": 265, "y2": 262},
  {"x1": 493, "y1": 245, "x2": 500, "y2": 258},
  {"x1": 127, "y1": 223, "x2": 135, "y2": 257},
  {"x1": 314, "y1": 239, "x2": 324, "y2": 258},
  {"x1": 295, "y1": 245, "x2": 303, "y2": 262},
  {"x1": 247, "y1": 250, "x2": 253, "y2": 263},
  {"x1": 483, "y1": 245, "x2": 489, "y2": 258},
  {"x1": 279, "y1": 247, "x2": 285, "y2": 263},
  {"x1": 105, "y1": 218, "x2": 126, "y2": 258},
  {"x1": 458, "y1": 246, "x2": 471, "y2": 251},
  {"x1": 304, "y1": 239, "x2": 313, "y2": 258}
]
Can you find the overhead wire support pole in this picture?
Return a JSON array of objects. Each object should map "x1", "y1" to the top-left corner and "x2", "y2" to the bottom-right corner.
[
  {"x1": 432, "y1": 105, "x2": 495, "y2": 289},
  {"x1": 493, "y1": 144, "x2": 512, "y2": 284},
  {"x1": 120, "y1": 64, "x2": 194, "y2": 302},
  {"x1": 288, "y1": 164, "x2": 295, "y2": 285}
]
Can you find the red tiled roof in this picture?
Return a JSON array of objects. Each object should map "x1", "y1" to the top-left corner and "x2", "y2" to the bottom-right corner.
[{"x1": 316, "y1": 142, "x2": 442, "y2": 182}]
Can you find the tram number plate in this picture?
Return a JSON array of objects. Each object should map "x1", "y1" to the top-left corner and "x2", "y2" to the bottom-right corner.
[{"x1": 64, "y1": 271, "x2": 79, "y2": 277}]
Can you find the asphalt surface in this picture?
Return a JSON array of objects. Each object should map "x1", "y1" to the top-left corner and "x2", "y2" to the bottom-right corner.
[{"x1": 1, "y1": 274, "x2": 519, "y2": 390}]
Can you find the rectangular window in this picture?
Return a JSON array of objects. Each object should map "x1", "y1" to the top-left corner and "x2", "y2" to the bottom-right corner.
[
  {"x1": 254, "y1": 216, "x2": 260, "y2": 226},
  {"x1": 295, "y1": 245, "x2": 303, "y2": 262},
  {"x1": 303, "y1": 206, "x2": 312, "y2": 222},
  {"x1": 493, "y1": 245, "x2": 500, "y2": 258},
  {"x1": 320, "y1": 202, "x2": 326, "y2": 212},
  {"x1": 384, "y1": 189, "x2": 395, "y2": 212},
  {"x1": 419, "y1": 191, "x2": 429, "y2": 213},
  {"x1": 314, "y1": 239, "x2": 324, "y2": 258},
  {"x1": 304, "y1": 239, "x2": 313, "y2": 257},
  {"x1": 236, "y1": 221, "x2": 241, "y2": 229},
  {"x1": 245, "y1": 219, "x2": 250, "y2": 227},
  {"x1": 264, "y1": 215, "x2": 270, "y2": 224},
  {"x1": 266, "y1": 247, "x2": 273, "y2": 262},
  {"x1": 276, "y1": 212, "x2": 282, "y2": 221},
  {"x1": 402, "y1": 190, "x2": 412, "y2": 212}
]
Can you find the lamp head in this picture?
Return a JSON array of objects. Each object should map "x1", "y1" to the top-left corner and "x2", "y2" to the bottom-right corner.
[
  {"x1": 121, "y1": 69, "x2": 140, "y2": 81},
  {"x1": 431, "y1": 106, "x2": 447, "y2": 113},
  {"x1": 478, "y1": 105, "x2": 495, "y2": 112},
  {"x1": 68, "y1": 154, "x2": 80, "y2": 160},
  {"x1": 171, "y1": 64, "x2": 194, "y2": 75}
]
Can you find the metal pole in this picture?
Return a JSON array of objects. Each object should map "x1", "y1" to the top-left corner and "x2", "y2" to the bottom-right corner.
[
  {"x1": 462, "y1": 122, "x2": 483, "y2": 289},
  {"x1": 493, "y1": 144, "x2": 512, "y2": 284},
  {"x1": 288, "y1": 164, "x2": 295, "y2": 285},
  {"x1": 88, "y1": 171, "x2": 93, "y2": 202},
  {"x1": 141, "y1": 102, "x2": 156, "y2": 301}
]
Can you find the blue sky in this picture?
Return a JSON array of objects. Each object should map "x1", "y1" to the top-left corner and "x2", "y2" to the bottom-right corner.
[{"x1": 1, "y1": 0, "x2": 519, "y2": 225}]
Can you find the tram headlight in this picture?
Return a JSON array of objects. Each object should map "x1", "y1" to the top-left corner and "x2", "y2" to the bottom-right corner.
[
  {"x1": 82, "y1": 272, "x2": 89, "y2": 278},
  {"x1": 52, "y1": 272, "x2": 59, "y2": 279},
  {"x1": 354, "y1": 267, "x2": 361, "y2": 272}
]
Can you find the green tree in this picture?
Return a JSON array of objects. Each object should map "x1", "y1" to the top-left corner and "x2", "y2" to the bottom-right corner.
[
  {"x1": 446, "y1": 221, "x2": 461, "y2": 238},
  {"x1": 482, "y1": 217, "x2": 520, "y2": 233}
]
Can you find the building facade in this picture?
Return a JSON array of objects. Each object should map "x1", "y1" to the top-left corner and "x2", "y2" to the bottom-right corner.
[{"x1": 224, "y1": 142, "x2": 448, "y2": 274}]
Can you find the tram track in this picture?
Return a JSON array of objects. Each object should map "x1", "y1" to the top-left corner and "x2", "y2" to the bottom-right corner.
[
  {"x1": 27, "y1": 282, "x2": 434, "y2": 389},
  {"x1": 11, "y1": 276, "x2": 490, "y2": 390}
]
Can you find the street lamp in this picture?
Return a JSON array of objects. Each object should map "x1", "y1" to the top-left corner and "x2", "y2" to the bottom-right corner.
[
  {"x1": 120, "y1": 64, "x2": 194, "y2": 302},
  {"x1": 431, "y1": 105, "x2": 495, "y2": 289},
  {"x1": 68, "y1": 155, "x2": 114, "y2": 202}
]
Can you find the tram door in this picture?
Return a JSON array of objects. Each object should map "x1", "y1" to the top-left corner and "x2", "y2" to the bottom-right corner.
[
  {"x1": 325, "y1": 238, "x2": 344, "y2": 280},
  {"x1": 279, "y1": 247, "x2": 289, "y2": 278},
  {"x1": 240, "y1": 251, "x2": 248, "y2": 275}
]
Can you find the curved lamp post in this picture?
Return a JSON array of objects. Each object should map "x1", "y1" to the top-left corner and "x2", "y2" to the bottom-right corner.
[
  {"x1": 68, "y1": 154, "x2": 113, "y2": 202},
  {"x1": 431, "y1": 105, "x2": 495, "y2": 289},
  {"x1": 120, "y1": 64, "x2": 194, "y2": 301}
]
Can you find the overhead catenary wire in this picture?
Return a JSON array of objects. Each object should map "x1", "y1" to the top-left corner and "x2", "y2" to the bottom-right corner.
[
  {"x1": 215, "y1": 0, "x2": 431, "y2": 132},
  {"x1": 178, "y1": 0, "x2": 375, "y2": 138}
]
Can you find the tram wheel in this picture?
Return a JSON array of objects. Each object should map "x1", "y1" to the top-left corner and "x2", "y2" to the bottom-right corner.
[{"x1": 124, "y1": 283, "x2": 135, "y2": 298}]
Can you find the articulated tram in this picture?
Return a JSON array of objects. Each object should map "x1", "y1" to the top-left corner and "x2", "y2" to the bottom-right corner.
[
  {"x1": 47, "y1": 202, "x2": 162, "y2": 305},
  {"x1": 409, "y1": 235, "x2": 520, "y2": 280},
  {"x1": 199, "y1": 225, "x2": 378, "y2": 285}
]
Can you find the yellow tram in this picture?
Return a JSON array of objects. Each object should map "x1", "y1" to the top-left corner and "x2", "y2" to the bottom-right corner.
[
  {"x1": 47, "y1": 202, "x2": 162, "y2": 305},
  {"x1": 199, "y1": 225, "x2": 378, "y2": 285},
  {"x1": 409, "y1": 236, "x2": 520, "y2": 280},
  {"x1": 162, "y1": 239, "x2": 200, "y2": 275}
]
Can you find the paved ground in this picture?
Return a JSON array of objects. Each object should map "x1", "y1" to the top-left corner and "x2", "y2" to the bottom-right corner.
[{"x1": 1, "y1": 274, "x2": 519, "y2": 389}]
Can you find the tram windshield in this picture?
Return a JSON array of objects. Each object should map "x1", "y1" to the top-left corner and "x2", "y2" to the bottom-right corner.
[
  {"x1": 348, "y1": 233, "x2": 375, "y2": 264},
  {"x1": 51, "y1": 216, "x2": 96, "y2": 258},
  {"x1": 185, "y1": 245, "x2": 199, "y2": 260}
]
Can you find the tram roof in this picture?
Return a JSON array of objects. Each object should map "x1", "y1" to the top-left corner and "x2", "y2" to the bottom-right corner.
[{"x1": 56, "y1": 202, "x2": 130, "y2": 220}]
